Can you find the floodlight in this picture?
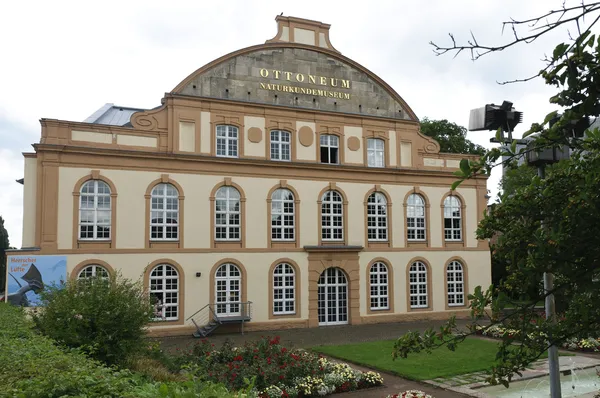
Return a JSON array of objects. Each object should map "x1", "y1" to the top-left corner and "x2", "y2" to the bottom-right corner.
[{"x1": 468, "y1": 102, "x2": 523, "y2": 134}]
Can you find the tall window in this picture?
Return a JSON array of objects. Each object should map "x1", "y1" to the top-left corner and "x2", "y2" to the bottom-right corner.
[
  {"x1": 215, "y1": 186, "x2": 241, "y2": 240},
  {"x1": 271, "y1": 189, "x2": 295, "y2": 241},
  {"x1": 273, "y1": 263, "x2": 295, "y2": 315},
  {"x1": 150, "y1": 264, "x2": 179, "y2": 321},
  {"x1": 79, "y1": 180, "x2": 111, "y2": 240},
  {"x1": 320, "y1": 134, "x2": 339, "y2": 164},
  {"x1": 215, "y1": 263, "x2": 241, "y2": 316},
  {"x1": 367, "y1": 192, "x2": 388, "y2": 241},
  {"x1": 77, "y1": 264, "x2": 109, "y2": 279},
  {"x1": 444, "y1": 196, "x2": 462, "y2": 241},
  {"x1": 321, "y1": 190, "x2": 343, "y2": 241},
  {"x1": 369, "y1": 262, "x2": 389, "y2": 310},
  {"x1": 150, "y1": 183, "x2": 179, "y2": 240},
  {"x1": 409, "y1": 261, "x2": 428, "y2": 308},
  {"x1": 216, "y1": 125, "x2": 239, "y2": 158},
  {"x1": 367, "y1": 138, "x2": 385, "y2": 167},
  {"x1": 407, "y1": 194, "x2": 426, "y2": 241},
  {"x1": 270, "y1": 130, "x2": 291, "y2": 161},
  {"x1": 447, "y1": 260, "x2": 465, "y2": 306}
]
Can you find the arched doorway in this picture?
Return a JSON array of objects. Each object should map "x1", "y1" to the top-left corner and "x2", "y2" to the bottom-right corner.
[
  {"x1": 215, "y1": 263, "x2": 241, "y2": 316},
  {"x1": 318, "y1": 267, "x2": 348, "y2": 325}
]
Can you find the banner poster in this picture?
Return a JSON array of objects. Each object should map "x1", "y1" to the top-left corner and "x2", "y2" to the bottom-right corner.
[{"x1": 5, "y1": 255, "x2": 67, "y2": 307}]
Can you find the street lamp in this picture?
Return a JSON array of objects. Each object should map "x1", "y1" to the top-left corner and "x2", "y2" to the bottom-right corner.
[{"x1": 468, "y1": 101, "x2": 562, "y2": 398}]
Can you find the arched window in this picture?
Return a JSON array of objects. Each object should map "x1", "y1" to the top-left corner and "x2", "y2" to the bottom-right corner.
[
  {"x1": 150, "y1": 264, "x2": 179, "y2": 321},
  {"x1": 321, "y1": 190, "x2": 343, "y2": 241},
  {"x1": 270, "y1": 130, "x2": 291, "y2": 161},
  {"x1": 367, "y1": 138, "x2": 385, "y2": 167},
  {"x1": 215, "y1": 186, "x2": 241, "y2": 240},
  {"x1": 79, "y1": 180, "x2": 111, "y2": 240},
  {"x1": 216, "y1": 125, "x2": 239, "y2": 158},
  {"x1": 150, "y1": 183, "x2": 179, "y2": 240},
  {"x1": 367, "y1": 192, "x2": 388, "y2": 241},
  {"x1": 273, "y1": 263, "x2": 295, "y2": 315},
  {"x1": 215, "y1": 263, "x2": 242, "y2": 316},
  {"x1": 271, "y1": 189, "x2": 295, "y2": 241},
  {"x1": 447, "y1": 260, "x2": 465, "y2": 306},
  {"x1": 407, "y1": 194, "x2": 426, "y2": 241},
  {"x1": 409, "y1": 261, "x2": 428, "y2": 308},
  {"x1": 444, "y1": 196, "x2": 462, "y2": 241},
  {"x1": 77, "y1": 264, "x2": 109, "y2": 279},
  {"x1": 369, "y1": 262, "x2": 389, "y2": 310}
]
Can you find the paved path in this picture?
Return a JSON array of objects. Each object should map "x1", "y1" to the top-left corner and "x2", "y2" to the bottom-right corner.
[{"x1": 157, "y1": 320, "x2": 472, "y2": 397}]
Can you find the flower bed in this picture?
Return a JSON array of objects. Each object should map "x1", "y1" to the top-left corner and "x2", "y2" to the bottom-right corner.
[
  {"x1": 386, "y1": 391, "x2": 434, "y2": 398},
  {"x1": 473, "y1": 324, "x2": 600, "y2": 352},
  {"x1": 182, "y1": 336, "x2": 383, "y2": 397}
]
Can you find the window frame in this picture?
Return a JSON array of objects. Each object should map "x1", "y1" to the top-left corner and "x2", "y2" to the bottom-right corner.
[
  {"x1": 150, "y1": 183, "x2": 180, "y2": 241},
  {"x1": 319, "y1": 134, "x2": 340, "y2": 165},
  {"x1": 214, "y1": 263, "x2": 242, "y2": 317},
  {"x1": 79, "y1": 180, "x2": 111, "y2": 241},
  {"x1": 409, "y1": 261, "x2": 429, "y2": 309},
  {"x1": 77, "y1": 264, "x2": 109, "y2": 279},
  {"x1": 447, "y1": 260, "x2": 465, "y2": 307},
  {"x1": 215, "y1": 186, "x2": 241, "y2": 241},
  {"x1": 271, "y1": 188, "x2": 295, "y2": 241},
  {"x1": 369, "y1": 262, "x2": 389, "y2": 310},
  {"x1": 406, "y1": 193, "x2": 426, "y2": 242},
  {"x1": 272, "y1": 263, "x2": 296, "y2": 315},
  {"x1": 367, "y1": 192, "x2": 388, "y2": 241},
  {"x1": 149, "y1": 264, "x2": 180, "y2": 322},
  {"x1": 270, "y1": 130, "x2": 291, "y2": 162},
  {"x1": 444, "y1": 196, "x2": 463, "y2": 241},
  {"x1": 216, "y1": 125, "x2": 239, "y2": 158},
  {"x1": 367, "y1": 138, "x2": 385, "y2": 168},
  {"x1": 321, "y1": 190, "x2": 344, "y2": 241}
]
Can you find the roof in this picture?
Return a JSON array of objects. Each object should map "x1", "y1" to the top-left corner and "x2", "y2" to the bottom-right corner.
[{"x1": 83, "y1": 103, "x2": 145, "y2": 126}]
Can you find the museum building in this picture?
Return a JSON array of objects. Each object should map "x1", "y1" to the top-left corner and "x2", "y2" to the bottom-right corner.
[{"x1": 8, "y1": 16, "x2": 490, "y2": 336}]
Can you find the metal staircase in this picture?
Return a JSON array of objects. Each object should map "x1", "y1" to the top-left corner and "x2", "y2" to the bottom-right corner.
[{"x1": 186, "y1": 302, "x2": 252, "y2": 337}]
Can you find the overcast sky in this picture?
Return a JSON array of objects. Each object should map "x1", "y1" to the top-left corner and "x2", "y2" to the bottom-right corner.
[{"x1": 0, "y1": 0, "x2": 589, "y2": 248}]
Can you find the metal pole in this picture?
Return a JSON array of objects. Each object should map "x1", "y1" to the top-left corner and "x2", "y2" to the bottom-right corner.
[{"x1": 539, "y1": 165, "x2": 562, "y2": 398}]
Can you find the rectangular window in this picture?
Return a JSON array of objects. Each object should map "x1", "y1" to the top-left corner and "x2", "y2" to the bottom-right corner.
[
  {"x1": 270, "y1": 130, "x2": 291, "y2": 161},
  {"x1": 216, "y1": 125, "x2": 239, "y2": 158},
  {"x1": 320, "y1": 134, "x2": 339, "y2": 164},
  {"x1": 367, "y1": 138, "x2": 385, "y2": 167}
]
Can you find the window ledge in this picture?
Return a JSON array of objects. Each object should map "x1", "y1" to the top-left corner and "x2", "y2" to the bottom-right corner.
[
  {"x1": 77, "y1": 240, "x2": 112, "y2": 249},
  {"x1": 214, "y1": 241, "x2": 243, "y2": 249},
  {"x1": 149, "y1": 241, "x2": 181, "y2": 249}
]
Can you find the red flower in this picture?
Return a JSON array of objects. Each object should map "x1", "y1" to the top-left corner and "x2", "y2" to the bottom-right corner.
[
  {"x1": 279, "y1": 375, "x2": 285, "y2": 380},
  {"x1": 281, "y1": 347, "x2": 287, "y2": 353}
]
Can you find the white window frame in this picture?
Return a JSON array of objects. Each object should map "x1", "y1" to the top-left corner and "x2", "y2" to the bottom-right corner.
[
  {"x1": 367, "y1": 192, "x2": 388, "y2": 241},
  {"x1": 215, "y1": 186, "x2": 241, "y2": 241},
  {"x1": 318, "y1": 267, "x2": 348, "y2": 325},
  {"x1": 216, "y1": 125, "x2": 239, "y2": 158},
  {"x1": 150, "y1": 264, "x2": 179, "y2": 321},
  {"x1": 407, "y1": 194, "x2": 426, "y2": 241},
  {"x1": 271, "y1": 189, "x2": 295, "y2": 241},
  {"x1": 320, "y1": 134, "x2": 339, "y2": 164},
  {"x1": 447, "y1": 260, "x2": 465, "y2": 306},
  {"x1": 273, "y1": 263, "x2": 295, "y2": 315},
  {"x1": 367, "y1": 138, "x2": 385, "y2": 167},
  {"x1": 270, "y1": 130, "x2": 291, "y2": 161},
  {"x1": 215, "y1": 263, "x2": 242, "y2": 317},
  {"x1": 369, "y1": 262, "x2": 389, "y2": 310},
  {"x1": 77, "y1": 264, "x2": 109, "y2": 279},
  {"x1": 444, "y1": 196, "x2": 462, "y2": 241},
  {"x1": 409, "y1": 261, "x2": 428, "y2": 308},
  {"x1": 79, "y1": 180, "x2": 111, "y2": 240},
  {"x1": 150, "y1": 183, "x2": 179, "y2": 241},
  {"x1": 321, "y1": 190, "x2": 343, "y2": 241}
]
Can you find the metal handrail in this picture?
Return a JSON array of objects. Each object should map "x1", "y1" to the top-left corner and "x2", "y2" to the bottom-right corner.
[{"x1": 186, "y1": 303, "x2": 211, "y2": 322}]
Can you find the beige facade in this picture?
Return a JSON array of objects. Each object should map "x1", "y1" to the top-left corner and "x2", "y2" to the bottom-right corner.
[{"x1": 8, "y1": 15, "x2": 490, "y2": 336}]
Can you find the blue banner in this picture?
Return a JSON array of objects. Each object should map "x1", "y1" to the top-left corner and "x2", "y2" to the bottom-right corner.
[{"x1": 6, "y1": 255, "x2": 67, "y2": 307}]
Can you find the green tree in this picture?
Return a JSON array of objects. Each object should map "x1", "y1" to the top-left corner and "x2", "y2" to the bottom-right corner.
[
  {"x1": 419, "y1": 118, "x2": 486, "y2": 155},
  {"x1": 393, "y1": 2, "x2": 600, "y2": 387},
  {"x1": 0, "y1": 216, "x2": 9, "y2": 294}
]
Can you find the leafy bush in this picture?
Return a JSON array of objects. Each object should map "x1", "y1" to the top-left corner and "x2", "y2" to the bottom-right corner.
[
  {"x1": 180, "y1": 336, "x2": 383, "y2": 397},
  {"x1": 0, "y1": 303, "x2": 244, "y2": 398},
  {"x1": 33, "y1": 273, "x2": 153, "y2": 365}
]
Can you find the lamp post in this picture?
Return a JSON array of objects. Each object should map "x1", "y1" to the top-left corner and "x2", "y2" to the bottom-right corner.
[{"x1": 468, "y1": 101, "x2": 564, "y2": 398}]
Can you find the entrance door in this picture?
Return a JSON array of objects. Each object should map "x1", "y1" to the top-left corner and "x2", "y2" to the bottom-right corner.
[
  {"x1": 215, "y1": 263, "x2": 241, "y2": 317},
  {"x1": 318, "y1": 267, "x2": 348, "y2": 325}
]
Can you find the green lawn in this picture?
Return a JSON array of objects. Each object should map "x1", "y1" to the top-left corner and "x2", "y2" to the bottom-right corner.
[{"x1": 312, "y1": 338, "x2": 555, "y2": 381}]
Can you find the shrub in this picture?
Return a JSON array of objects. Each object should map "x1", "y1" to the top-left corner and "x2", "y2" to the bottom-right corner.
[{"x1": 33, "y1": 273, "x2": 153, "y2": 365}]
